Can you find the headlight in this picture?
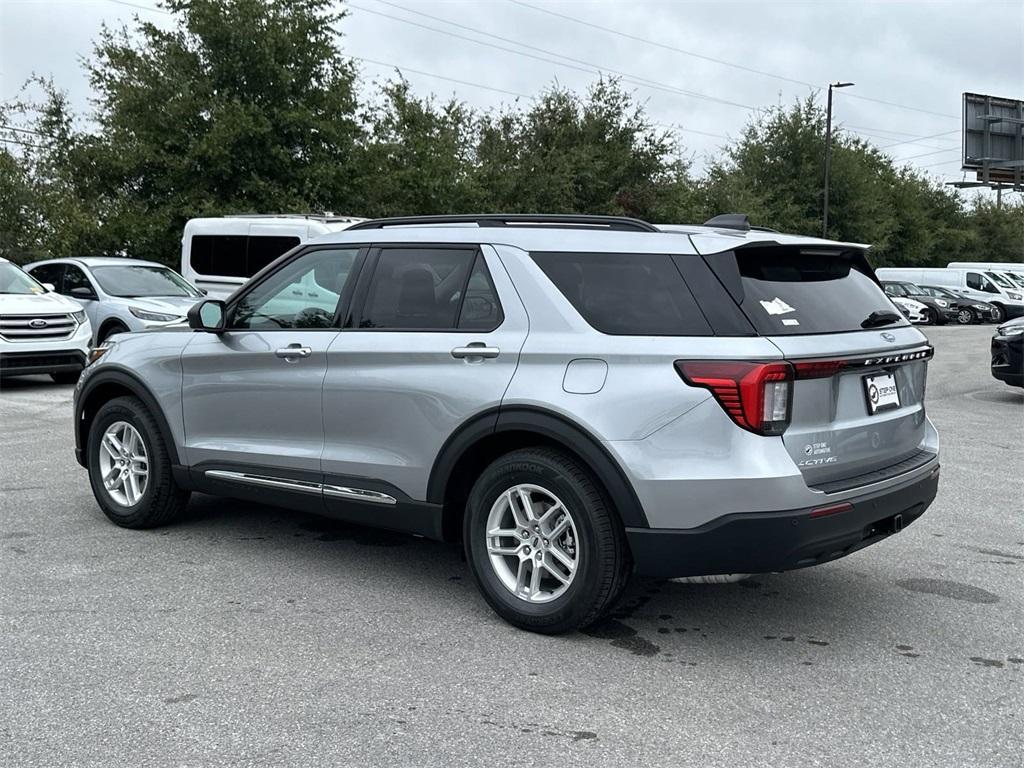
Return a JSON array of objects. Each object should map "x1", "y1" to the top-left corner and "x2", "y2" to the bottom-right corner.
[
  {"x1": 998, "y1": 325, "x2": 1024, "y2": 337},
  {"x1": 87, "y1": 342, "x2": 114, "y2": 365},
  {"x1": 974, "y1": 304, "x2": 988, "y2": 310},
  {"x1": 935, "y1": 299, "x2": 948, "y2": 307},
  {"x1": 72, "y1": 310, "x2": 87, "y2": 324},
  {"x1": 129, "y1": 307, "x2": 181, "y2": 322},
  {"x1": 1007, "y1": 292, "x2": 1022, "y2": 301}
]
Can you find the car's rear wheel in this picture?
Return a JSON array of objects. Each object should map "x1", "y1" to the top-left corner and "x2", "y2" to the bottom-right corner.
[
  {"x1": 87, "y1": 396, "x2": 189, "y2": 528},
  {"x1": 956, "y1": 308, "x2": 974, "y2": 325},
  {"x1": 463, "y1": 447, "x2": 631, "y2": 634}
]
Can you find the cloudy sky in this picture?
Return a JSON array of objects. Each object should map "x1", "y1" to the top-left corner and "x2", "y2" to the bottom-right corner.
[{"x1": 2, "y1": 0, "x2": 1022, "y2": 182}]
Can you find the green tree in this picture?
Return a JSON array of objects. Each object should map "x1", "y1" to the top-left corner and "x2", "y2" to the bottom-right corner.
[{"x1": 78, "y1": 0, "x2": 362, "y2": 264}]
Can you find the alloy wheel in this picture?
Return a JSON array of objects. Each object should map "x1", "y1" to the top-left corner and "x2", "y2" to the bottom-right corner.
[
  {"x1": 485, "y1": 484, "x2": 579, "y2": 603},
  {"x1": 97, "y1": 421, "x2": 149, "y2": 506},
  {"x1": 956, "y1": 309, "x2": 973, "y2": 325}
]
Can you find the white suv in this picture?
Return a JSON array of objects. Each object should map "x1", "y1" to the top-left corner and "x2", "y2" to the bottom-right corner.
[{"x1": 0, "y1": 258, "x2": 92, "y2": 383}]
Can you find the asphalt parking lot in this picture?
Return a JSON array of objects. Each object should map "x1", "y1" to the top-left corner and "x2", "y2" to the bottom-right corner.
[{"x1": 1, "y1": 324, "x2": 1021, "y2": 767}]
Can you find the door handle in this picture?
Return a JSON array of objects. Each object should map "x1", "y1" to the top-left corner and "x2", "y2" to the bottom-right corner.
[
  {"x1": 451, "y1": 344, "x2": 499, "y2": 360},
  {"x1": 275, "y1": 344, "x2": 312, "y2": 360}
]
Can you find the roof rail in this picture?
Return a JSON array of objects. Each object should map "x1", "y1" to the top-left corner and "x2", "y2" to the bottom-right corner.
[
  {"x1": 223, "y1": 212, "x2": 364, "y2": 223},
  {"x1": 345, "y1": 214, "x2": 659, "y2": 233},
  {"x1": 702, "y1": 213, "x2": 781, "y2": 234}
]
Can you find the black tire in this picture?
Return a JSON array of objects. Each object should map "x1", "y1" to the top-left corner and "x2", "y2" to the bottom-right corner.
[
  {"x1": 98, "y1": 322, "x2": 129, "y2": 344},
  {"x1": 463, "y1": 447, "x2": 632, "y2": 634},
  {"x1": 50, "y1": 370, "x2": 82, "y2": 384},
  {"x1": 955, "y1": 308, "x2": 974, "y2": 325},
  {"x1": 86, "y1": 395, "x2": 190, "y2": 529},
  {"x1": 990, "y1": 304, "x2": 1005, "y2": 323},
  {"x1": 921, "y1": 307, "x2": 937, "y2": 325}
]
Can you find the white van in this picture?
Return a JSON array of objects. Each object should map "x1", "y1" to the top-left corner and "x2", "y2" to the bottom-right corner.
[
  {"x1": 181, "y1": 214, "x2": 364, "y2": 299},
  {"x1": 946, "y1": 262, "x2": 1024, "y2": 291},
  {"x1": 876, "y1": 267, "x2": 1024, "y2": 322}
]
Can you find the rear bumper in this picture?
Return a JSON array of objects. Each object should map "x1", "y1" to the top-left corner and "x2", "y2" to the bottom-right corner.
[
  {"x1": 991, "y1": 335, "x2": 1023, "y2": 387},
  {"x1": 627, "y1": 463, "x2": 939, "y2": 578}
]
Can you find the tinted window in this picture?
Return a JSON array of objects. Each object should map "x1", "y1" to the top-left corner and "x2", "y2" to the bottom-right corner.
[
  {"x1": 27, "y1": 263, "x2": 63, "y2": 291},
  {"x1": 232, "y1": 248, "x2": 358, "y2": 330},
  {"x1": 191, "y1": 235, "x2": 247, "y2": 277},
  {"x1": 360, "y1": 248, "x2": 477, "y2": 330},
  {"x1": 63, "y1": 264, "x2": 95, "y2": 295},
  {"x1": 531, "y1": 252, "x2": 712, "y2": 336},
  {"x1": 248, "y1": 236, "x2": 302, "y2": 274},
  {"x1": 458, "y1": 255, "x2": 503, "y2": 330},
  {"x1": 91, "y1": 265, "x2": 200, "y2": 298},
  {"x1": 736, "y1": 247, "x2": 907, "y2": 335}
]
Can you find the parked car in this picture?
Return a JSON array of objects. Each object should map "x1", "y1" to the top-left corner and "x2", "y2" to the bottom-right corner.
[
  {"x1": 876, "y1": 267, "x2": 1024, "y2": 323},
  {"x1": 181, "y1": 213, "x2": 364, "y2": 299},
  {"x1": 881, "y1": 281, "x2": 956, "y2": 325},
  {"x1": 0, "y1": 257, "x2": 92, "y2": 383},
  {"x1": 916, "y1": 285, "x2": 998, "y2": 324},
  {"x1": 26, "y1": 258, "x2": 204, "y2": 344},
  {"x1": 991, "y1": 317, "x2": 1024, "y2": 388},
  {"x1": 75, "y1": 214, "x2": 940, "y2": 634},
  {"x1": 888, "y1": 295, "x2": 929, "y2": 324}
]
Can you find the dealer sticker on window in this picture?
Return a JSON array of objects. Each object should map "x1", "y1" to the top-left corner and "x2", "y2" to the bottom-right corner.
[{"x1": 863, "y1": 372, "x2": 900, "y2": 414}]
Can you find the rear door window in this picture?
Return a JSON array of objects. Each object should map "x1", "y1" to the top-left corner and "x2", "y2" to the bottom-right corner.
[
  {"x1": 359, "y1": 247, "x2": 479, "y2": 330},
  {"x1": 734, "y1": 247, "x2": 907, "y2": 335},
  {"x1": 531, "y1": 252, "x2": 712, "y2": 336}
]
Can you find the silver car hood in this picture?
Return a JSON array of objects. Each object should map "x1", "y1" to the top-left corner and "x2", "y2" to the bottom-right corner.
[{"x1": 120, "y1": 295, "x2": 201, "y2": 315}]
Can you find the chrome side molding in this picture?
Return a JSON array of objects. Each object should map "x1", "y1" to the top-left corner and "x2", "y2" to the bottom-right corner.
[
  {"x1": 204, "y1": 470, "x2": 397, "y2": 505},
  {"x1": 323, "y1": 485, "x2": 397, "y2": 505}
]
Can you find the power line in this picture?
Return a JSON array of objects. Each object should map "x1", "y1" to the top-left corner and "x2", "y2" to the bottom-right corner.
[
  {"x1": 917, "y1": 158, "x2": 965, "y2": 169},
  {"x1": 507, "y1": 0, "x2": 817, "y2": 89},
  {"x1": 0, "y1": 124, "x2": 49, "y2": 137},
  {"x1": 509, "y1": 0, "x2": 960, "y2": 122},
  {"x1": 894, "y1": 147, "x2": 960, "y2": 162},
  {"x1": 844, "y1": 128, "x2": 957, "y2": 152},
  {"x1": 0, "y1": 137, "x2": 44, "y2": 149},
  {"x1": 354, "y1": 56, "x2": 529, "y2": 99},
  {"x1": 876, "y1": 130, "x2": 962, "y2": 151},
  {"x1": 844, "y1": 123, "x2": 958, "y2": 141},
  {"x1": 348, "y1": 2, "x2": 756, "y2": 110}
]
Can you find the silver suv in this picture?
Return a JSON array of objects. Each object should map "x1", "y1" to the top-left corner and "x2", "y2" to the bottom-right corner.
[{"x1": 74, "y1": 214, "x2": 940, "y2": 633}]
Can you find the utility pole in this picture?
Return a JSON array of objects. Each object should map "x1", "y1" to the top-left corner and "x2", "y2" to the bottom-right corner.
[{"x1": 822, "y1": 81, "x2": 854, "y2": 238}]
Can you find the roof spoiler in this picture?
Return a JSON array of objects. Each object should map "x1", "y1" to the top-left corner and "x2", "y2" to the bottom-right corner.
[{"x1": 703, "y1": 214, "x2": 779, "y2": 233}]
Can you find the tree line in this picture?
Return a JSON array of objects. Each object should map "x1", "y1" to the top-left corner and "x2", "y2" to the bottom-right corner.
[{"x1": 1, "y1": 0, "x2": 1021, "y2": 268}]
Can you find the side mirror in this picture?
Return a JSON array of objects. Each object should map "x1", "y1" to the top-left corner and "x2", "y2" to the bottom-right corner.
[
  {"x1": 42, "y1": 282, "x2": 56, "y2": 292},
  {"x1": 69, "y1": 286, "x2": 97, "y2": 300},
  {"x1": 188, "y1": 299, "x2": 227, "y2": 333}
]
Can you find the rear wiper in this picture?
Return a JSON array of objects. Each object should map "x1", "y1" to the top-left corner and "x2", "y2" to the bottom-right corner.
[{"x1": 861, "y1": 310, "x2": 902, "y2": 328}]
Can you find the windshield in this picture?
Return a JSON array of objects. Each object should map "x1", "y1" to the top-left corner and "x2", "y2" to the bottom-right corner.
[
  {"x1": 0, "y1": 262, "x2": 47, "y2": 295},
  {"x1": 903, "y1": 282, "x2": 924, "y2": 294},
  {"x1": 1001, "y1": 272, "x2": 1024, "y2": 289},
  {"x1": 985, "y1": 271, "x2": 1014, "y2": 288},
  {"x1": 91, "y1": 265, "x2": 201, "y2": 298}
]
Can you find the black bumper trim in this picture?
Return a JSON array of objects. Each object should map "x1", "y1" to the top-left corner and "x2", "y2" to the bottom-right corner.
[{"x1": 627, "y1": 464, "x2": 939, "y2": 578}]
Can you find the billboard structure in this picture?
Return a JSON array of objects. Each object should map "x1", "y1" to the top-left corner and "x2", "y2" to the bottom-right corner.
[{"x1": 951, "y1": 92, "x2": 1023, "y2": 193}]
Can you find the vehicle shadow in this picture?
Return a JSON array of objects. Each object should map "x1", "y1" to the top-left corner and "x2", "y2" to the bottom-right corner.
[
  {"x1": 168, "y1": 492, "x2": 884, "y2": 654},
  {"x1": 0, "y1": 375, "x2": 72, "y2": 392}
]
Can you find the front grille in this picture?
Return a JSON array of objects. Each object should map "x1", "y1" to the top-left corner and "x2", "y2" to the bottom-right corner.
[
  {"x1": 0, "y1": 313, "x2": 77, "y2": 342},
  {"x1": 0, "y1": 350, "x2": 86, "y2": 371}
]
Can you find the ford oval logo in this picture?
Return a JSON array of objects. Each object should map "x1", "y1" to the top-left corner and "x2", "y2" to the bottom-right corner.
[
  {"x1": 28, "y1": 318, "x2": 48, "y2": 329},
  {"x1": 881, "y1": 332, "x2": 896, "y2": 343}
]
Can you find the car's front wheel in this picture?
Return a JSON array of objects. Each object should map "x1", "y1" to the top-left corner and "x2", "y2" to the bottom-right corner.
[
  {"x1": 464, "y1": 447, "x2": 631, "y2": 634},
  {"x1": 956, "y1": 308, "x2": 974, "y2": 325},
  {"x1": 87, "y1": 396, "x2": 189, "y2": 528},
  {"x1": 990, "y1": 304, "x2": 1005, "y2": 323}
]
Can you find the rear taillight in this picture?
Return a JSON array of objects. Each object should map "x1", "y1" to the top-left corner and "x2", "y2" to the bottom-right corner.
[{"x1": 675, "y1": 360, "x2": 794, "y2": 436}]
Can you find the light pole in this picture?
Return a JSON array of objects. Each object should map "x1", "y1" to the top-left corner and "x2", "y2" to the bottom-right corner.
[{"x1": 822, "y1": 81, "x2": 854, "y2": 238}]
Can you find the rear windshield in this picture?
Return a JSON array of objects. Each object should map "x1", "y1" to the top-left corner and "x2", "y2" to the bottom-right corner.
[
  {"x1": 531, "y1": 252, "x2": 712, "y2": 336},
  {"x1": 736, "y1": 248, "x2": 907, "y2": 335}
]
